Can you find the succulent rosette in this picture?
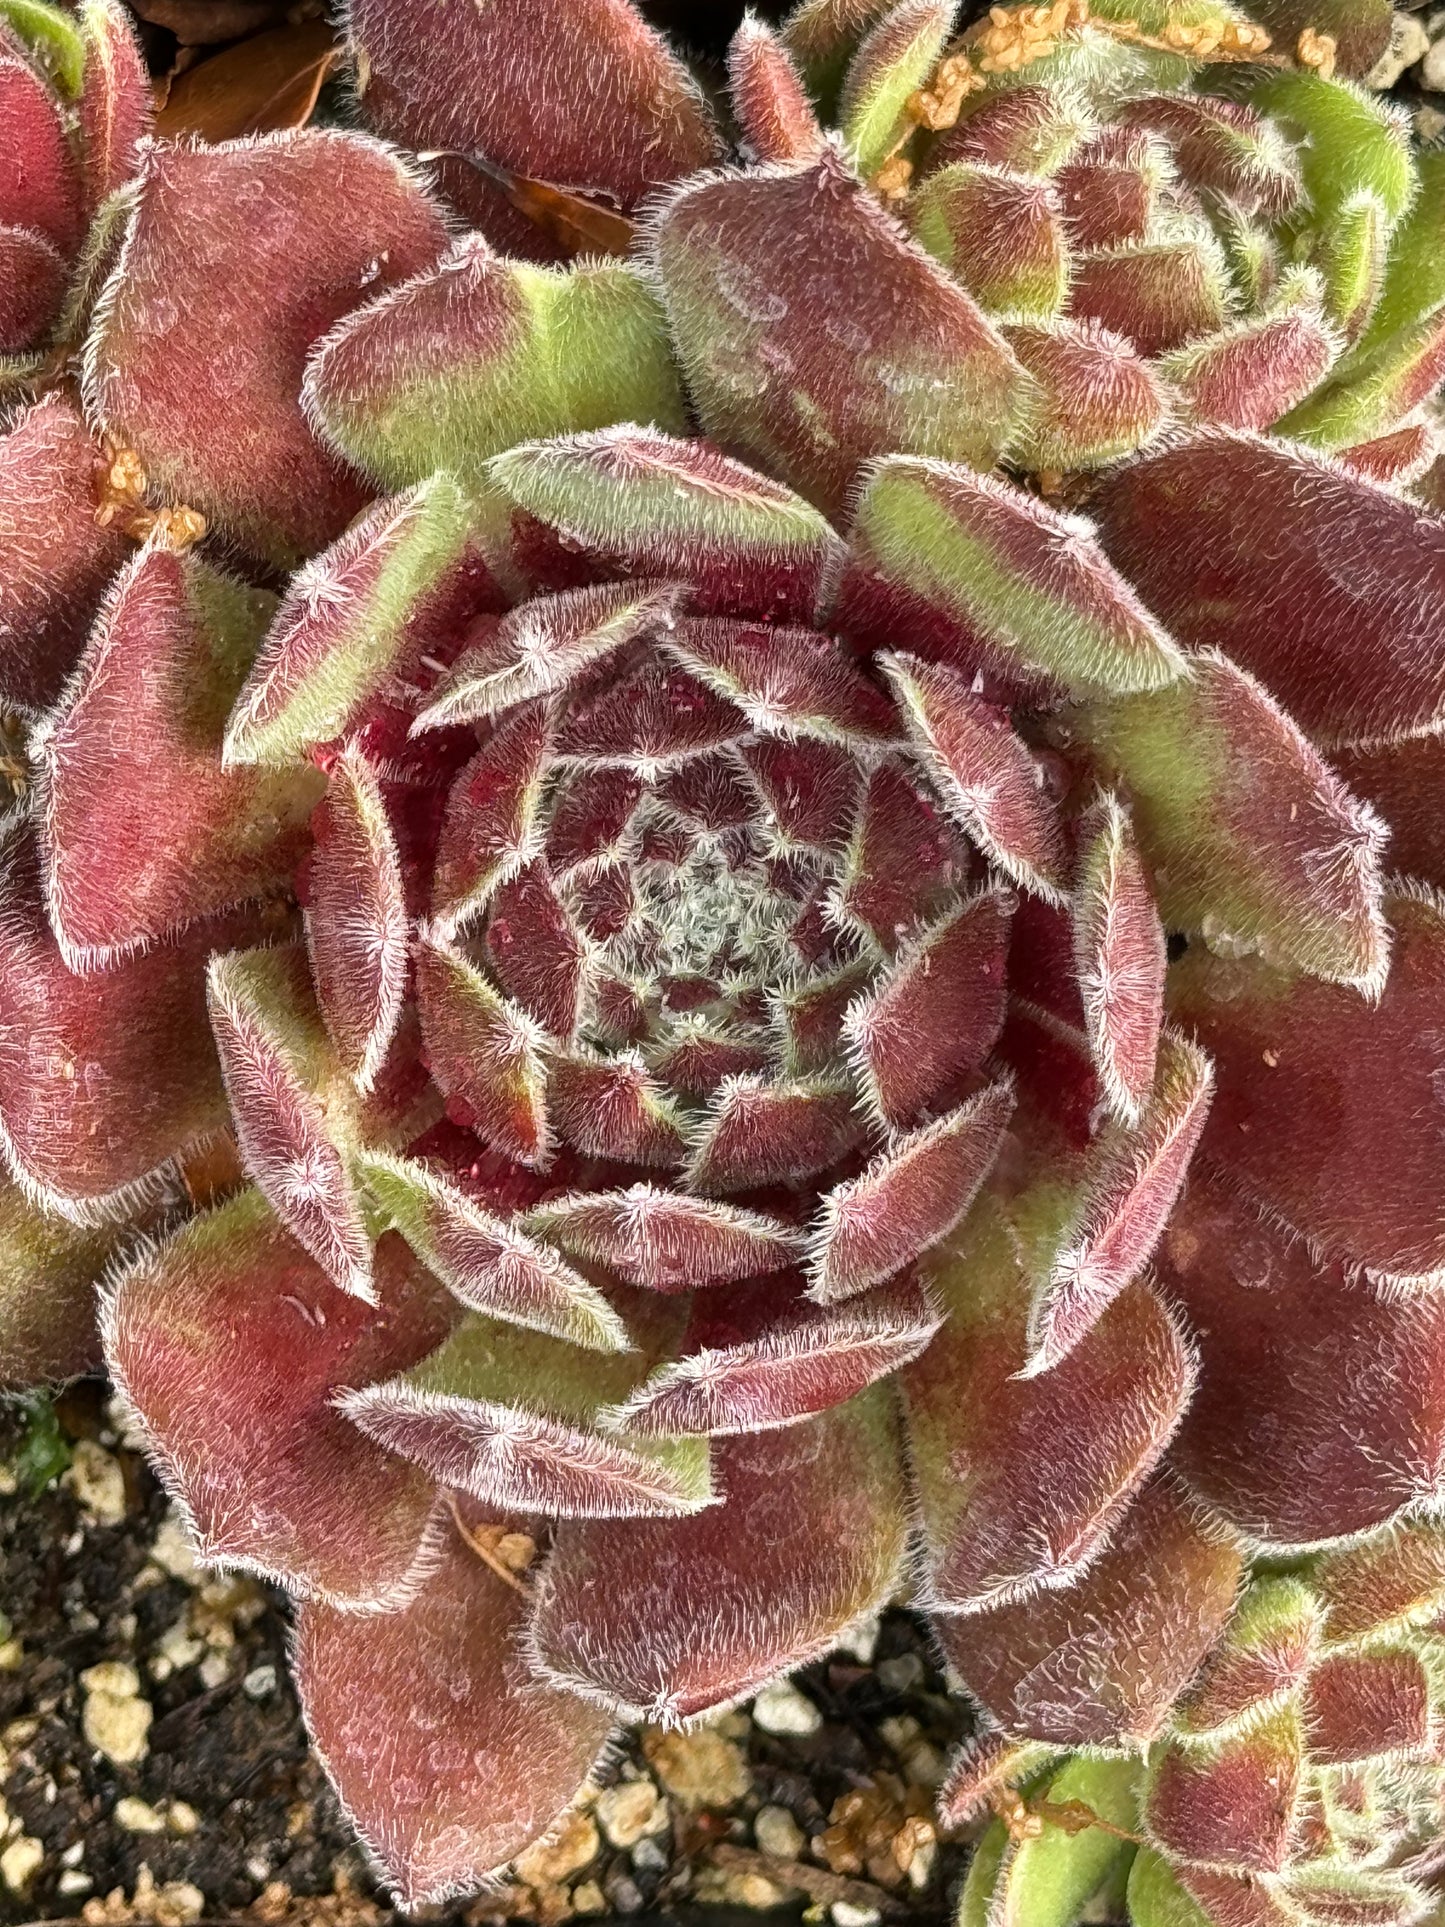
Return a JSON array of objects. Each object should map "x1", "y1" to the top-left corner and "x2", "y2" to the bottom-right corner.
[{"x1": 3, "y1": 0, "x2": 1445, "y2": 1918}]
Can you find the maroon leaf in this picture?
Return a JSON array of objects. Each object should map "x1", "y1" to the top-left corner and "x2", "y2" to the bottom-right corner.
[
  {"x1": 88, "y1": 131, "x2": 448, "y2": 566},
  {"x1": 0, "y1": 830, "x2": 255, "y2": 1216},
  {"x1": 1073, "y1": 793, "x2": 1165, "y2": 1127},
  {"x1": 428, "y1": 703, "x2": 551, "y2": 940},
  {"x1": 728, "y1": 14, "x2": 825, "y2": 164},
  {"x1": 306, "y1": 748, "x2": 409, "y2": 1089},
  {"x1": 1067, "y1": 238, "x2": 1229, "y2": 358},
  {"x1": 1165, "y1": 309, "x2": 1339, "y2": 432},
  {"x1": 1158, "y1": 1170, "x2": 1445, "y2": 1544},
  {"x1": 933, "y1": 1473, "x2": 1244, "y2": 1746},
  {"x1": 345, "y1": 0, "x2": 720, "y2": 251},
  {"x1": 524, "y1": 1186, "x2": 804, "y2": 1293},
  {"x1": 1333, "y1": 730, "x2": 1445, "y2": 891},
  {"x1": 76, "y1": 0, "x2": 152, "y2": 217},
  {"x1": 295, "y1": 1529, "x2": 611, "y2": 1906},
  {"x1": 668, "y1": 616, "x2": 899, "y2": 748},
  {"x1": 844, "y1": 888, "x2": 1011, "y2": 1126},
  {"x1": 38, "y1": 542, "x2": 322, "y2": 964},
  {"x1": 686, "y1": 1074, "x2": 866, "y2": 1193},
  {"x1": 415, "y1": 936, "x2": 549, "y2": 1168},
  {"x1": 0, "y1": 396, "x2": 128, "y2": 714},
  {"x1": 1145, "y1": 1710, "x2": 1304, "y2": 1873},
  {"x1": 1303, "y1": 1648, "x2": 1434, "y2": 1765},
  {"x1": 904, "y1": 1195, "x2": 1194, "y2": 1615},
  {"x1": 808, "y1": 1084, "x2": 1014, "y2": 1303},
  {"x1": 530, "y1": 1391, "x2": 908, "y2": 1721},
  {"x1": 1005, "y1": 317, "x2": 1166, "y2": 472},
  {"x1": 0, "y1": 224, "x2": 65, "y2": 352},
  {"x1": 0, "y1": 53, "x2": 81, "y2": 252},
  {"x1": 1170, "y1": 884, "x2": 1445, "y2": 1284},
  {"x1": 651, "y1": 149, "x2": 1029, "y2": 517},
  {"x1": 1093, "y1": 429, "x2": 1445, "y2": 749},
  {"x1": 104, "y1": 1189, "x2": 453, "y2": 1605},
  {"x1": 1314, "y1": 1521, "x2": 1445, "y2": 1644}
]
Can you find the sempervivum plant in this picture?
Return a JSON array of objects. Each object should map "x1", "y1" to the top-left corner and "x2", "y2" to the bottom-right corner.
[{"x1": 2, "y1": 0, "x2": 1445, "y2": 1917}]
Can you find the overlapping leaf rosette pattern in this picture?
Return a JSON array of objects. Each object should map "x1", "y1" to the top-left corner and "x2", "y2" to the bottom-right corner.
[{"x1": 3, "y1": 0, "x2": 1445, "y2": 1918}]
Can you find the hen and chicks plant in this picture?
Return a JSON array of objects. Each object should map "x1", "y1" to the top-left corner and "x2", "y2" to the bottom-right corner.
[{"x1": 2, "y1": 0, "x2": 1445, "y2": 1919}]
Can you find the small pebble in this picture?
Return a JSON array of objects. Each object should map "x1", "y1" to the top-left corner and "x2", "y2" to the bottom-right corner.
[
  {"x1": 199, "y1": 1649, "x2": 231, "y2": 1690},
  {"x1": 1367, "y1": 9, "x2": 1430, "y2": 84},
  {"x1": 116, "y1": 1797, "x2": 167, "y2": 1834},
  {"x1": 1424, "y1": 34, "x2": 1445, "y2": 86},
  {"x1": 246, "y1": 1856, "x2": 272, "y2": 1882},
  {"x1": 644, "y1": 1727, "x2": 751, "y2": 1810},
  {"x1": 832, "y1": 1903, "x2": 882, "y2": 1927},
  {"x1": 244, "y1": 1663, "x2": 278, "y2": 1699},
  {"x1": 167, "y1": 1801, "x2": 200, "y2": 1837},
  {"x1": 81, "y1": 1662, "x2": 153, "y2": 1766},
  {"x1": 755, "y1": 1804, "x2": 806, "y2": 1861},
  {"x1": 149, "y1": 1515, "x2": 203, "y2": 1583},
  {"x1": 753, "y1": 1680, "x2": 822, "y2": 1736},
  {"x1": 571, "y1": 1881, "x2": 607, "y2": 1914},
  {"x1": 0, "y1": 1639, "x2": 20, "y2": 1672},
  {"x1": 514, "y1": 1809, "x2": 599, "y2": 1885},
  {"x1": 603, "y1": 1870, "x2": 645, "y2": 1914},
  {"x1": 0, "y1": 1833, "x2": 44, "y2": 1894},
  {"x1": 64, "y1": 1440, "x2": 128, "y2": 1526},
  {"x1": 61, "y1": 1841, "x2": 85, "y2": 1867},
  {"x1": 58, "y1": 1870, "x2": 93, "y2": 1896},
  {"x1": 594, "y1": 1779, "x2": 664, "y2": 1849},
  {"x1": 630, "y1": 1835, "x2": 668, "y2": 1876},
  {"x1": 877, "y1": 1653, "x2": 925, "y2": 1693},
  {"x1": 836, "y1": 1615, "x2": 880, "y2": 1663}
]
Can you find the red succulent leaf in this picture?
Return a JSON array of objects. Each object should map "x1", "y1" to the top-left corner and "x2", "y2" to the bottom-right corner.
[
  {"x1": 1116, "y1": 96, "x2": 1301, "y2": 218},
  {"x1": 427, "y1": 703, "x2": 551, "y2": 940},
  {"x1": 87, "y1": 131, "x2": 448, "y2": 566},
  {"x1": 934, "y1": 1473, "x2": 1244, "y2": 1746},
  {"x1": 0, "y1": 1183, "x2": 119, "y2": 1386},
  {"x1": 1333, "y1": 731, "x2": 1445, "y2": 891},
  {"x1": 742, "y1": 736, "x2": 864, "y2": 851},
  {"x1": 294, "y1": 1529, "x2": 611, "y2": 1907},
  {"x1": 0, "y1": 396, "x2": 128, "y2": 714},
  {"x1": 844, "y1": 887, "x2": 1011, "y2": 1126},
  {"x1": 839, "y1": 456, "x2": 1186, "y2": 700},
  {"x1": 603, "y1": 1273, "x2": 941, "y2": 1436},
  {"x1": 1170, "y1": 885, "x2": 1445, "y2": 1283},
  {"x1": 667, "y1": 616, "x2": 900, "y2": 749},
  {"x1": 728, "y1": 15, "x2": 826, "y2": 165},
  {"x1": 1174, "y1": 1576, "x2": 1323, "y2": 1738},
  {"x1": 1093, "y1": 430, "x2": 1445, "y2": 750},
  {"x1": 415, "y1": 936, "x2": 550, "y2": 1167},
  {"x1": 523, "y1": 1186, "x2": 805, "y2": 1292},
  {"x1": 482, "y1": 862, "x2": 588, "y2": 1038},
  {"x1": 75, "y1": 0, "x2": 151, "y2": 218},
  {"x1": 1337, "y1": 419, "x2": 1439, "y2": 487},
  {"x1": 935, "y1": 1732, "x2": 1065, "y2": 1831},
  {"x1": 1068, "y1": 238, "x2": 1230, "y2": 359},
  {"x1": 1022, "y1": 1029, "x2": 1212, "y2": 1374},
  {"x1": 1073, "y1": 792, "x2": 1166, "y2": 1126},
  {"x1": 882, "y1": 652, "x2": 1069, "y2": 901},
  {"x1": 223, "y1": 476, "x2": 479, "y2": 768},
  {"x1": 0, "y1": 830, "x2": 256, "y2": 1216},
  {"x1": 1165, "y1": 309, "x2": 1340, "y2": 432},
  {"x1": 415, "y1": 583, "x2": 681, "y2": 734},
  {"x1": 1174, "y1": 1866, "x2": 1305, "y2": 1927},
  {"x1": 0, "y1": 225, "x2": 66, "y2": 353},
  {"x1": 488, "y1": 426, "x2": 848, "y2": 624},
  {"x1": 686, "y1": 1073, "x2": 865, "y2": 1193},
  {"x1": 548, "y1": 1050, "x2": 689, "y2": 1168},
  {"x1": 1055, "y1": 130, "x2": 1157, "y2": 251},
  {"x1": 1314, "y1": 1521, "x2": 1445, "y2": 1644},
  {"x1": 356, "y1": 1150, "x2": 630, "y2": 1352},
  {"x1": 834, "y1": 758, "x2": 962, "y2": 949},
  {"x1": 909, "y1": 164, "x2": 1069, "y2": 320},
  {"x1": 1303, "y1": 1647, "x2": 1435, "y2": 1765},
  {"x1": 1276, "y1": 1869, "x2": 1429, "y2": 1926},
  {"x1": 529, "y1": 1389, "x2": 908, "y2": 1721},
  {"x1": 807, "y1": 1083, "x2": 1014, "y2": 1303},
  {"x1": 1005, "y1": 317, "x2": 1166, "y2": 472},
  {"x1": 306, "y1": 748, "x2": 409, "y2": 1089},
  {"x1": 208, "y1": 943, "x2": 375, "y2": 1299},
  {"x1": 344, "y1": 0, "x2": 720, "y2": 250},
  {"x1": 1068, "y1": 650, "x2": 1388, "y2": 991},
  {"x1": 780, "y1": 0, "x2": 898, "y2": 99},
  {"x1": 928, "y1": 83, "x2": 1084, "y2": 175},
  {"x1": 553, "y1": 652, "x2": 747, "y2": 769},
  {"x1": 0, "y1": 52, "x2": 81, "y2": 252},
  {"x1": 340, "y1": 1314, "x2": 712, "y2": 1521},
  {"x1": 650, "y1": 147, "x2": 1030, "y2": 518},
  {"x1": 38, "y1": 542, "x2": 322, "y2": 965},
  {"x1": 103, "y1": 1189, "x2": 453, "y2": 1605},
  {"x1": 903, "y1": 1195, "x2": 1194, "y2": 1615},
  {"x1": 1145, "y1": 1709, "x2": 1305, "y2": 1874},
  {"x1": 1158, "y1": 1171, "x2": 1445, "y2": 1544}
]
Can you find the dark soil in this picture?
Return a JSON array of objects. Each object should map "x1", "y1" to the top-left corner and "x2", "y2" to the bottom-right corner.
[{"x1": 1, "y1": 1388, "x2": 976, "y2": 1927}]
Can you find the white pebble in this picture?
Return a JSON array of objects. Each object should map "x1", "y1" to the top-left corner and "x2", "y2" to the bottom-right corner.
[
  {"x1": 752, "y1": 1680, "x2": 822, "y2": 1736},
  {"x1": 594, "y1": 1779, "x2": 664, "y2": 1848},
  {"x1": 1367, "y1": 10, "x2": 1430, "y2": 86},
  {"x1": 835, "y1": 1615, "x2": 880, "y2": 1664},
  {"x1": 115, "y1": 1797, "x2": 166, "y2": 1835},
  {"x1": 1424, "y1": 34, "x2": 1445, "y2": 87},
  {"x1": 0, "y1": 1834, "x2": 43, "y2": 1893},
  {"x1": 243, "y1": 1664, "x2": 277, "y2": 1700},
  {"x1": 81, "y1": 1663, "x2": 152, "y2": 1767},
  {"x1": 754, "y1": 1805, "x2": 806, "y2": 1860},
  {"x1": 58, "y1": 1870, "x2": 93, "y2": 1896},
  {"x1": 149, "y1": 1515, "x2": 203, "y2": 1583},
  {"x1": 64, "y1": 1441, "x2": 127, "y2": 1527},
  {"x1": 832, "y1": 1904, "x2": 882, "y2": 1927}
]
